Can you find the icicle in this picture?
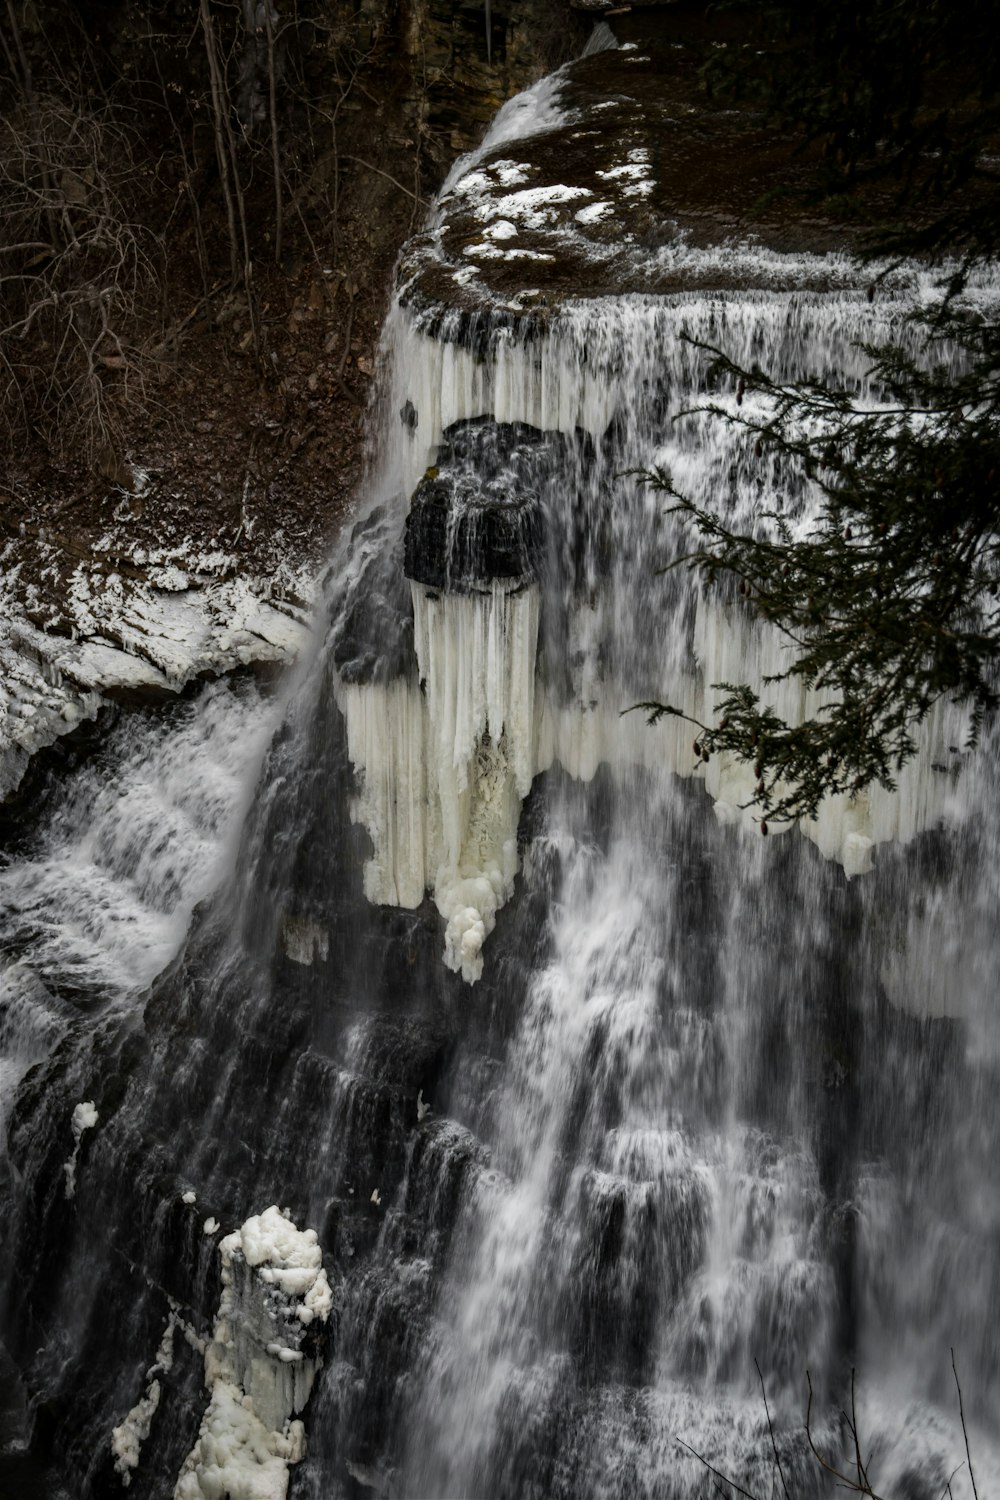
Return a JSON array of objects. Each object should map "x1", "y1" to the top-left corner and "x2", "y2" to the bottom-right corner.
[{"x1": 336, "y1": 580, "x2": 540, "y2": 982}]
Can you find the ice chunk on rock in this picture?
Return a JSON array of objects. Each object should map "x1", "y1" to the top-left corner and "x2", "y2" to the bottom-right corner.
[
  {"x1": 111, "y1": 1309, "x2": 182, "y2": 1487},
  {"x1": 175, "y1": 1206, "x2": 332, "y2": 1500},
  {"x1": 63, "y1": 1099, "x2": 99, "y2": 1199}
]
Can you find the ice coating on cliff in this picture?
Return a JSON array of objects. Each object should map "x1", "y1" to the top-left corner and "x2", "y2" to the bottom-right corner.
[{"x1": 330, "y1": 285, "x2": 983, "y2": 979}]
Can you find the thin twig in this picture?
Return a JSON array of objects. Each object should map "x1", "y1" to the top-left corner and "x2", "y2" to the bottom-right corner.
[
  {"x1": 951, "y1": 1349, "x2": 979, "y2": 1500},
  {"x1": 199, "y1": 0, "x2": 239, "y2": 283},
  {"x1": 264, "y1": 0, "x2": 283, "y2": 264},
  {"x1": 756, "y1": 1359, "x2": 791, "y2": 1500},
  {"x1": 336, "y1": 288, "x2": 356, "y2": 383},
  {"x1": 149, "y1": 280, "x2": 226, "y2": 359},
  {"x1": 849, "y1": 1369, "x2": 873, "y2": 1494},
  {"x1": 938, "y1": 1461, "x2": 967, "y2": 1500},
  {"x1": 673, "y1": 1437, "x2": 763, "y2": 1500},
  {"x1": 339, "y1": 154, "x2": 429, "y2": 205}
]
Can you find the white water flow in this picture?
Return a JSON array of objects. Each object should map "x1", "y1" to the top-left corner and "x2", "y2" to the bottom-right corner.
[
  {"x1": 0, "y1": 679, "x2": 276, "y2": 1137},
  {"x1": 318, "y1": 169, "x2": 1000, "y2": 1480},
  {"x1": 3, "y1": 60, "x2": 1000, "y2": 1500},
  {"x1": 384, "y1": 757, "x2": 1000, "y2": 1494}
]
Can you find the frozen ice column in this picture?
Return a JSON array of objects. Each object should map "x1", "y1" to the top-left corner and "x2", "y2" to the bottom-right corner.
[
  {"x1": 410, "y1": 577, "x2": 539, "y2": 982},
  {"x1": 403, "y1": 428, "x2": 544, "y2": 983},
  {"x1": 335, "y1": 419, "x2": 547, "y2": 984},
  {"x1": 175, "y1": 1205, "x2": 333, "y2": 1500}
]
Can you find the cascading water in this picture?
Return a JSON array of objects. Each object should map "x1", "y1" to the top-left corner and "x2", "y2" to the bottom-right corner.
[
  {"x1": 2, "y1": 36, "x2": 1000, "y2": 1500},
  {"x1": 0, "y1": 679, "x2": 277, "y2": 1133}
]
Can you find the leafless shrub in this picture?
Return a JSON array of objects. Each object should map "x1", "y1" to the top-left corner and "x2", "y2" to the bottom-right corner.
[{"x1": 0, "y1": 95, "x2": 161, "y2": 468}]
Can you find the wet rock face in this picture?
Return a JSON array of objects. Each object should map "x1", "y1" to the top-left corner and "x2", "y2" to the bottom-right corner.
[
  {"x1": 0, "y1": 689, "x2": 464, "y2": 1498},
  {"x1": 404, "y1": 418, "x2": 556, "y2": 592},
  {"x1": 329, "y1": 506, "x2": 416, "y2": 684},
  {"x1": 405, "y1": 0, "x2": 584, "y2": 175}
]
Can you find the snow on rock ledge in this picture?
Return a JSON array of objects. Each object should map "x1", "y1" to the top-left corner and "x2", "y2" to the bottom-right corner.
[
  {"x1": 175, "y1": 1205, "x2": 332, "y2": 1500},
  {"x1": 0, "y1": 559, "x2": 313, "y2": 803}
]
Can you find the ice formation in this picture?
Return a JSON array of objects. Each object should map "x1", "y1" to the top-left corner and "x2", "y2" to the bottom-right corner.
[
  {"x1": 174, "y1": 1205, "x2": 332, "y2": 1500},
  {"x1": 111, "y1": 1309, "x2": 183, "y2": 1487},
  {"x1": 63, "y1": 1099, "x2": 98, "y2": 1200},
  {"x1": 338, "y1": 579, "x2": 539, "y2": 983},
  {"x1": 281, "y1": 916, "x2": 329, "y2": 966},
  {"x1": 415, "y1": 580, "x2": 538, "y2": 979},
  {"x1": 333, "y1": 286, "x2": 982, "y2": 981}
]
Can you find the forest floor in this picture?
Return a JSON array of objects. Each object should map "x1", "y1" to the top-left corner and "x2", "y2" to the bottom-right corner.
[{"x1": 0, "y1": 186, "x2": 417, "y2": 632}]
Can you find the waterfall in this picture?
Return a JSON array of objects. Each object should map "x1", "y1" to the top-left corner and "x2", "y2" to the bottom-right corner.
[
  {"x1": 337, "y1": 289, "x2": 974, "y2": 980},
  {"x1": 1, "y1": 48, "x2": 999, "y2": 1500}
]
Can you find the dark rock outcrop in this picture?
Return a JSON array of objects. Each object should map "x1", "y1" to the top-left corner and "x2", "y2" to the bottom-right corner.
[{"x1": 404, "y1": 419, "x2": 554, "y2": 593}]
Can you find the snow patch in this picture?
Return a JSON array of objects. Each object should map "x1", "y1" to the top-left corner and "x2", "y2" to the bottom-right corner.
[
  {"x1": 464, "y1": 242, "x2": 557, "y2": 263},
  {"x1": 483, "y1": 219, "x2": 519, "y2": 241},
  {"x1": 0, "y1": 553, "x2": 313, "y2": 802},
  {"x1": 575, "y1": 201, "x2": 614, "y2": 224},
  {"x1": 596, "y1": 150, "x2": 654, "y2": 199},
  {"x1": 476, "y1": 182, "x2": 593, "y2": 231},
  {"x1": 491, "y1": 160, "x2": 533, "y2": 187}
]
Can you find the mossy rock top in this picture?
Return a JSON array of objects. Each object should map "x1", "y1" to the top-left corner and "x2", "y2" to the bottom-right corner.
[{"x1": 399, "y1": 29, "x2": 899, "y2": 320}]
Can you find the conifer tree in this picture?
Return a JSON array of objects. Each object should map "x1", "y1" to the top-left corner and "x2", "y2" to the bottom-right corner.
[{"x1": 641, "y1": 0, "x2": 1000, "y2": 824}]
